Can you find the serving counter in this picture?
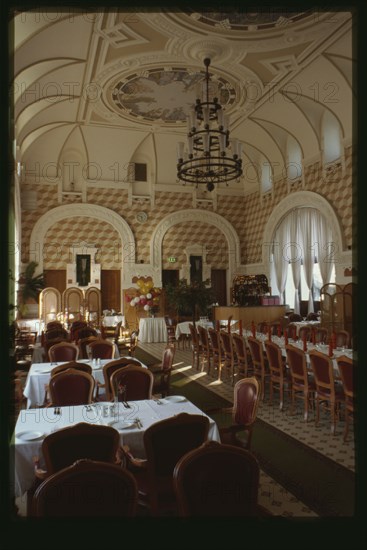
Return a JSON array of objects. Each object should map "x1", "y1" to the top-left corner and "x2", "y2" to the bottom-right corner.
[{"x1": 213, "y1": 305, "x2": 286, "y2": 325}]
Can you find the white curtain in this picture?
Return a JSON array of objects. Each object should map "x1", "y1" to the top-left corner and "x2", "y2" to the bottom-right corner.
[
  {"x1": 316, "y1": 212, "x2": 334, "y2": 284},
  {"x1": 299, "y1": 209, "x2": 318, "y2": 314},
  {"x1": 289, "y1": 210, "x2": 302, "y2": 314},
  {"x1": 272, "y1": 218, "x2": 290, "y2": 304},
  {"x1": 271, "y1": 207, "x2": 334, "y2": 312}
]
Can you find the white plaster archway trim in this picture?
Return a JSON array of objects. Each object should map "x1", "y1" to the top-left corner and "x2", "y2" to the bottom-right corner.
[
  {"x1": 29, "y1": 204, "x2": 136, "y2": 277},
  {"x1": 150, "y1": 209, "x2": 241, "y2": 293},
  {"x1": 262, "y1": 190, "x2": 345, "y2": 271}
]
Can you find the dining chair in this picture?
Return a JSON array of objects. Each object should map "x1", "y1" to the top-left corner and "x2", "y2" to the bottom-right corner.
[
  {"x1": 298, "y1": 326, "x2": 312, "y2": 342},
  {"x1": 48, "y1": 368, "x2": 95, "y2": 406},
  {"x1": 88, "y1": 338, "x2": 115, "y2": 359},
  {"x1": 264, "y1": 340, "x2": 288, "y2": 411},
  {"x1": 50, "y1": 361, "x2": 92, "y2": 377},
  {"x1": 97, "y1": 357, "x2": 142, "y2": 401},
  {"x1": 197, "y1": 325, "x2": 212, "y2": 375},
  {"x1": 149, "y1": 345, "x2": 176, "y2": 398},
  {"x1": 48, "y1": 341, "x2": 80, "y2": 362},
  {"x1": 285, "y1": 344, "x2": 315, "y2": 422},
  {"x1": 188, "y1": 323, "x2": 203, "y2": 370},
  {"x1": 32, "y1": 459, "x2": 138, "y2": 517},
  {"x1": 247, "y1": 337, "x2": 269, "y2": 401},
  {"x1": 335, "y1": 330, "x2": 351, "y2": 349},
  {"x1": 110, "y1": 365, "x2": 153, "y2": 401},
  {"x1": 78, "y1": 335, "x2": 99, "y2": 359},
  {"x1": 75, "y1": 326, "x2": 98, "y2": 341},
  {"x1": 173, "y1": 441, "x2": 263, "y2": 517},
  {"x1": 314, "y1": 327, "x2": 328, "y2": 344},
  {"x1": 126, "y1": 413, "x2": 210, "y2": 516},
  {"x1": 29, "y1": 422, "x2": 121, "y2": 516},
  {"x1": 207, "y1": 328, "x2": 223, "y2": 380},
  {"x1": 336, "y1": 355, "x2": 355, "y2": 441},
  {"x1": 232, "y1": 333, "x2": 252, "y2": 378},
  {"x1": 308, "y1": 350, "x2": 344, "y2": 435},
  {"x1": 219, "y1": 330, "x2": 236, "y2": 384},
  {"x1": 217, "y1": 377, "x2": 261, "y2": 451}
]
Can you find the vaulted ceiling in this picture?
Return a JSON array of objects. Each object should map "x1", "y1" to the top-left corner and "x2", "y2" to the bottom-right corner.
[{"x1": 12, "y1": 8, "x2": 353, "y2": 196}]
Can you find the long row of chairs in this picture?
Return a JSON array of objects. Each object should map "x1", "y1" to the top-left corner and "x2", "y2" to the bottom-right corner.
[
  {"x1": 246, "y1": 337, "x2": 354, "y2": 441},
  {"x1": 187, "y1": 323, "x2": 354, "y2": 441}
]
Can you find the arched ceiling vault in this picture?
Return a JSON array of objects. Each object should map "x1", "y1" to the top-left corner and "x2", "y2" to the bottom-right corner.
[{"x1": 12, "y1": 8, "x2": 353, "y2": 195}]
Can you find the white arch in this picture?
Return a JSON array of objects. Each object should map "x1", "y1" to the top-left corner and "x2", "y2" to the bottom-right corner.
[
  {"x1": 29, "y1": 203, "x2": 136, "y2": 274},
  {"x1": 150, "y1": 209, "x2": 241, "y2": 298},
  {"x1": 262, "y1": 190, "x2": 345, "y2": 271}
]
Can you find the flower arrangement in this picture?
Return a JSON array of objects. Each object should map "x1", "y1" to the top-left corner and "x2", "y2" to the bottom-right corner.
[{"x1": 126, "y1": 276, "x2": 162, "y2": 316}]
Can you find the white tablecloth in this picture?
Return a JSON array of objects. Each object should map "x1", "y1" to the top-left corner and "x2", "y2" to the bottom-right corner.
[
  {"x1": 12, "y1": 398, "x2": 220, "y2": 497},
  {"x1": 23, "y1": 357, "x2": 142, "y2": 409},
  {"x1": 175, "y1": 321, "x2": 213, "y2": 339},
  {"x1": 102, "y1": 315, "x2": 125, "y2": 327},
  {"x1": 138, "y1": 317, "x2": 168, "y2": 343},
  {"x1": 17, "y1": 319, "x2": 45, "y2": 335}
]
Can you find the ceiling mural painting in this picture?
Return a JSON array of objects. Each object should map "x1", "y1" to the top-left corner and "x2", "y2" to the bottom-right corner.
[{"x1": 110, "y1": 68, "x2": 235, "y2": 123}]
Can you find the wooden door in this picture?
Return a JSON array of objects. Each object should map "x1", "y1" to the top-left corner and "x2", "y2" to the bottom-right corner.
[
  {"x1": 211, "y1": 269, "x2": 227, "y2": 306},
  {"x1": 101, "y1": 270, "x2": 121, "y2": 312},
  {"x1": 44, "y1": 270, "x2": 66, "y2": 295}
]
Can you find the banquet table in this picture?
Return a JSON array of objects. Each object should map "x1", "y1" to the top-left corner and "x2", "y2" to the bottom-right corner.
[
  {"x1": 175, "y1": 320, "x2": 213, "y2": 340},
  {"x1": 241, "y1": 331, "x2": 353, "y2": 375},
  {"x1": 23, "y1": 357, "x2": 145, "y2": 409},
  {"x1": 102, "y1": 315, "x2": 125, "y2": 327},
  {"x1": 12, "y1": 397, "x2": 220, "y2": 498},
  {"x1": 289, "y1": 320, "x2": 320, "y2": 335},
  {"x1": 138, "y1": 317, "x2": 168, "y2": 343}
]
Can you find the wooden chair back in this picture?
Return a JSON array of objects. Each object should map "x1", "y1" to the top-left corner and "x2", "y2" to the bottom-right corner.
[
  {"x1": 48, "y1": 368, "x2": 95, "y2": 406},
  {"x1": 110, "y1": 365, "x2": 153, "y2": 401}
]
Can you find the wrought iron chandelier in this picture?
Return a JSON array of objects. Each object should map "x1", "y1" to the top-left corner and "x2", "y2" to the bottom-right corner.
[{"x1": 177, "y1": 58, "x2": 243, "y2": 192}]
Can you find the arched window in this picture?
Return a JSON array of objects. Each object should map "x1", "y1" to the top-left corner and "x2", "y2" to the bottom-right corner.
[
  {"x1": 286, "y1": 135, "x2": 303, "y2": 181},
  {"x1": 261, "y1": 160, "x2": 272, "y2": 194},
  {"x1": 321, "y1": 111, "x2": 342, "y2": 165},
  {"x1": 270, "y1": 207, "x2": 334, "y2": 314}
]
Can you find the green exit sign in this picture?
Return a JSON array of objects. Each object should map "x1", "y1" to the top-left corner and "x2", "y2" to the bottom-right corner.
[{"x1": 168, "y1": 256, "x2": 176, "y2": 263}]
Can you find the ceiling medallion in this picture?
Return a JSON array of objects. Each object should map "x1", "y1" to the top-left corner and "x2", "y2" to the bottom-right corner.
[{"x1": 111, "y1": 68, "x2": 235, "y2": 124}]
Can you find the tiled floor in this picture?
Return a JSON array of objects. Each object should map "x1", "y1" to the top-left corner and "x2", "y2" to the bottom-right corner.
[{"x1": 140, "y1": 341, "x2": 356, "y2": 517}]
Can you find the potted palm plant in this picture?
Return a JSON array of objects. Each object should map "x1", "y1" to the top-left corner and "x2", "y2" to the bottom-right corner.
[
  {"x1": 165, "y1": 278, "x2": 216, "y2": 324},
  {"x1": 18, "y1": 261, "x2": 45, "y2": 318}
]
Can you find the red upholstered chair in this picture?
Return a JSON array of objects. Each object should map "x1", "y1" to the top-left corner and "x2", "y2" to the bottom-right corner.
[
  {"x1": 314, "y1": 327, "x2": 328, "y2": 344},
  {"x1": 97, "y1": 357, "x2": 143, "y2": 401},
  {"x1": 126, "y1": 413, "x2": 209, "y2": 516},
  {"x1": 336, "y1": 355, "x2": 355, "y2": 441},
  {"x1": 110, "y1": 365, "x2": 153, "y2": 401},
  {"x1": 149, "y1": 345, "x2": 176, "y2": 398},
  {"x1": 48, "y1": 341, "x2": 79, "y2": 362},
  {"x1": 32, "y1": 459, "x2": 138, "y2": 517},
  {"x1": 218, "y1": 377, "x2": 261, "y2": 451},
  {"x1": 264, "y1": 340, "x2": 288, "y2": 411},
  {"x1": 308, "y1": 350, "x2": 344, "y2": 435},
  {"x1": 88, "y1": 338, "x2": 115, "y2": 359},
  {"x1": 207, "y1": 328, "x2": 223, "y2": 380},
  {"x1": 285, "y1": 344, "x2": 315, "y2": 421},
  {"x1": 50, "y1": 361, "x2": 92, "y2": 376},
  {"x1": 335, "y1": 330, "x2": 351, "y2": 349},
  {"x1": 46, "y1": 321, "x2": 63, "y2": 330},
  {"x1": 29, "y1": 422, "x2": 121, "y2": 516},
  {"x1": 173, "y1": 441, "x2": 262, "y2": 517},
  {"x1": 48, "y1": 368, "x2": 95, "y2": 406},
  {"x1": 75, "y1": 326, "x2": 98, "y2": 341},
  {"x1": 219, "y1": 330, "x2": 236, "y2": 384},
  {"x1": 197, "y1": 325, "x2": 212, "y2": 375},
  {"x1": 298, "y1": 326, "x2": 312, "y2": 342},
  {"x1": 45, "y1": 327, "x2": 69, "y2": 341},
  {"x1": 247, "y1": 337, "x2": 269, "y2": 401},
  {"x1": 78, "y1": 335, "x2": 99, "y2": 359},
  {"x1": 232, "y1": 333, "x2": 252, "y2": 378},
  {"x1": 188, "y1": 323, "x2": 203, "y2": 370},
  {"x1": 69, "y1": 321, "x2": 88, "y2": 341}
]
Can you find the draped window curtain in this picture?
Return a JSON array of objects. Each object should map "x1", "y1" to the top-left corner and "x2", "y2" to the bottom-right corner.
[{"x1": 272, "y1": 207, "x2": 333, "y2": 313}]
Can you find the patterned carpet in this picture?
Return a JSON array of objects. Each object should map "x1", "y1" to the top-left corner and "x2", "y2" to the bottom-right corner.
[{"x1": 139, "y1": 341, "x2": 356, "y2": 517}]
